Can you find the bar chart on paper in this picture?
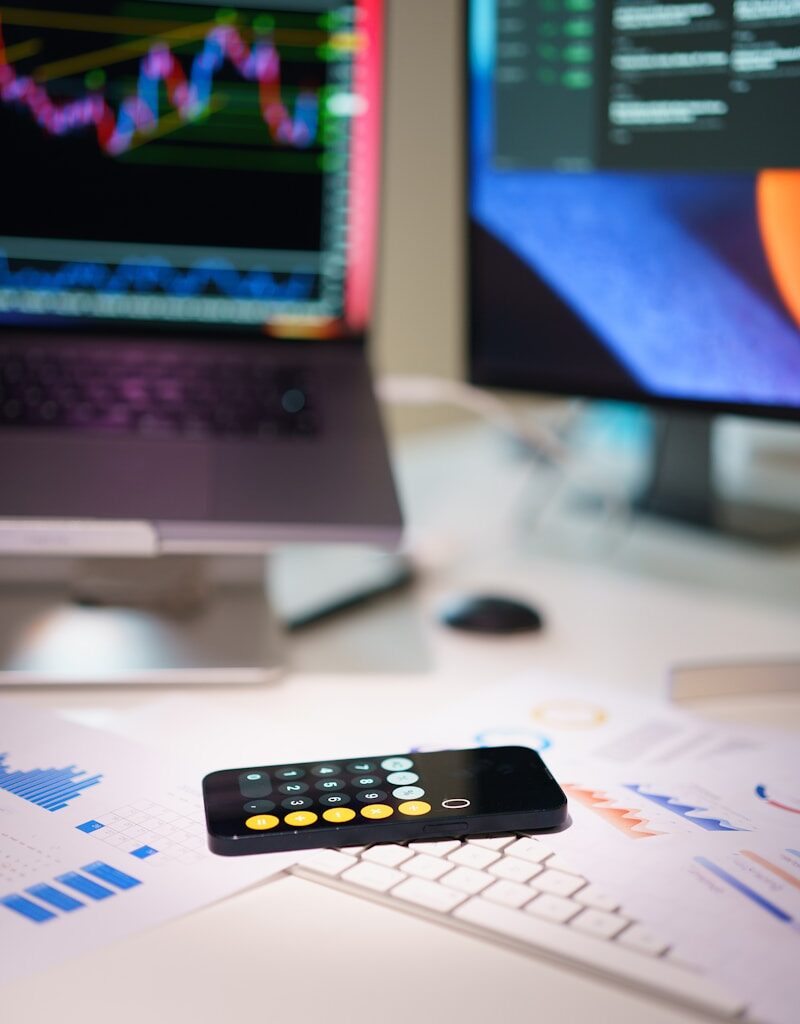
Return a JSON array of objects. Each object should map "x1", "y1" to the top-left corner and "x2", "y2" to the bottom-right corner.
[
  {"x1": 0, "y1": 753, "x2": 103, "y2": 811},
  {"x1": 693, "y1": 848, "x2": 800, "y2": 930},
  {"x1": 1, "y1": 861, "x2": 142, "y2": 925},
  {"x1": 0, "y1": 701, "x2": 296, "y2": 988}
]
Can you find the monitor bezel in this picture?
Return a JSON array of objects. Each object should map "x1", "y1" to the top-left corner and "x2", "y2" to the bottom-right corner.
[{"x1": 464, "y1": 0, "x2": 800, "y2": 425}]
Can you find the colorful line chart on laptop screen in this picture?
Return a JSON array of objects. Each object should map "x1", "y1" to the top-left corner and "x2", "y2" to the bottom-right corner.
[{"x1": 0, "y1": 1, "x2": 381, "y2": 333}]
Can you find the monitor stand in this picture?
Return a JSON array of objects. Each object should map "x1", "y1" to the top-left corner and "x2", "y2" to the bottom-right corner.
[
  {"x1": 0, "y1": 555, "x2": 284, "y2": 685},
  {"x1": 636, "y1": 410, "x2": 800, "y2": 545}
]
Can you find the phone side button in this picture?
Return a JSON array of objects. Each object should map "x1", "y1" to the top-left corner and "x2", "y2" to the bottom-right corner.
[{"x1": 423, "y1": 821, "x2": 469, "y2": 835}]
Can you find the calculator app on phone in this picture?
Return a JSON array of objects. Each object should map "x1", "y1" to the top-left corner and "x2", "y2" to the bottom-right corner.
[{"x1": 203, "y1": 747, "x2": 567, "y2": 856}]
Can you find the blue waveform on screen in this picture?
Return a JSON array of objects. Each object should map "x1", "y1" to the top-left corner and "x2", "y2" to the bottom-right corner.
[
  {"x1": 0, "y1": 753, "x2": 103, "y2": 812},
  {"x1": 0, "y1": 251, "x2": 315, "y2": 301},
  {"x1": 624, "y1": 784, "x2": 749, "y2": 832}
]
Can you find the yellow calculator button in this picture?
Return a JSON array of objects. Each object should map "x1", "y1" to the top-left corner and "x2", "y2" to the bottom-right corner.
[
  {"x1": 323, "y1": 807, "x2": 356, "y2": 824},
  {"x1": 360, "y1": 804, "x2": 393, "y2": 820},
  {"x1": 398, "y1": 801, "x2": 431, "y2": 817},
  {"x1": 245, "y1": 814, "x2": 279, "y2": 831},
  {"x1": 285, "y1": 811, "x2": 318, "y2": 827}
]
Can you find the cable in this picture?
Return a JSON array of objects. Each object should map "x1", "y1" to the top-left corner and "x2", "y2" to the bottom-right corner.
[
  {"x1": 375, "y1": 374, "x2": 573, "y2": 466},
  {"x1": 376, "y1": 374, "x2": 633, "y2": 550}
]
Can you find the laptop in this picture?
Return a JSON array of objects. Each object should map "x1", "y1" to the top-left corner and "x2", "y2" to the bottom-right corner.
[{"x1": 0, "y1": 0, "x2": 401, "y2": 552}]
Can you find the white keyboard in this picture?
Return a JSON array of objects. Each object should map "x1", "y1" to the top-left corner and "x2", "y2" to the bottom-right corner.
[{"x1": 291, "y1": 834, "x2": 746, "y2": 1020}]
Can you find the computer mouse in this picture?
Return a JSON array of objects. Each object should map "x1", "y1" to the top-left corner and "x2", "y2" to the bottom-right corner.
[{"x1": 437, "y1": 594, "x2": 544, "y2": 635}]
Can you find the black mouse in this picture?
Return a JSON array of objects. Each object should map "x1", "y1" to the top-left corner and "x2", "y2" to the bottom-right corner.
[{"x1": 438, "y1": 594, "x2": 544, "y2": 635}]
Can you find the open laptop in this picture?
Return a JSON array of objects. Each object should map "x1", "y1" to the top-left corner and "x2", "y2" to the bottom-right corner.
[{"x1": 0, "y1": 0, "x2": 400, "y2": 552}]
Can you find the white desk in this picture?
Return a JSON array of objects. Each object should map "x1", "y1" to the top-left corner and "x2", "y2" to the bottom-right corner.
[{"x1": 3, "y1": 424, "x2": 799, "y2": 1024}]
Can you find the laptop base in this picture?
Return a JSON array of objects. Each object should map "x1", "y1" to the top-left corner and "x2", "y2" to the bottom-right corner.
[{"x1": 0, "y1": 556, "x2": 284, "y2": 685}]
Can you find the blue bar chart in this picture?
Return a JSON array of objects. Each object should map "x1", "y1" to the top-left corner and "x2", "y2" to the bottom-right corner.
[
  {"x1": 0, "y1": 753, "x2": 103, "y2": 811},
  {"x1": 83, "y1": 862, "x2": 141, "y2": 891},
  {"x1": 26, "y1": 884, "x2": 84, "y2": 913},
  {"x1": 0, "y1": 894, "x2": 57, "y2": 923},
  {"x1": 1, "y1": 862, "x2": 142, "y2": 924},
  {"x1": 57, "y1": 872, "x2": 115, "y2": 901}
]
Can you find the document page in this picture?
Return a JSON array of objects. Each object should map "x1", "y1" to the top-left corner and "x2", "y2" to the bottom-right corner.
[
  {"x1": 420, "y1": 671, "x2": 800, "y2": 1024},
  {"x1": 0, "y1": 701, "x2": 296, "y2": 985}
]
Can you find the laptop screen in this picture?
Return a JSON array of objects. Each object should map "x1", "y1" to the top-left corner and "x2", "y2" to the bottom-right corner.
[{"x1": 0, "y1": 0, "x2": 382, "y2": 340}]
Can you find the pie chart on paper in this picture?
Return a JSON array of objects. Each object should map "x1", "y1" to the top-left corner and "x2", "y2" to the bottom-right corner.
[{"x1": 754, "y1": 783, "x2": 800, "y2": 816}]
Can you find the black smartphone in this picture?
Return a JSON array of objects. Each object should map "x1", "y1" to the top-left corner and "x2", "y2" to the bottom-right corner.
[{"x1": 202, "y1": 746, "x2": 567, "y2": 856}]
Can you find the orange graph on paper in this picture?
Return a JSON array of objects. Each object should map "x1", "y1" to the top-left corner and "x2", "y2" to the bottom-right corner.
[{"x1": 564, "y1": 783, "x2": 665, "y2": 839}]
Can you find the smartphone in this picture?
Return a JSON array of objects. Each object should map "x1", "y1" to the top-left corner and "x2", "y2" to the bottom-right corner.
[{"x1": 202, "y1": 746, "x2": 568, "y2": 856}]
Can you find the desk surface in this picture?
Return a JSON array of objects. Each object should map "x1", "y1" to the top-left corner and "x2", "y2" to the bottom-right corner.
[{"x1": 3, "y1": 424, "x2": 799, "y2": 1024}]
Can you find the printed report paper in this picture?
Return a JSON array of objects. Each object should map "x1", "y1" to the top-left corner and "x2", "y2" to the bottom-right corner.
[
  {"x1": 420, "y1": 671, "x2": 800, "y2": 1024},
  {"x1": 0, "y1": 700, "x2": 295, "y2": 985}
]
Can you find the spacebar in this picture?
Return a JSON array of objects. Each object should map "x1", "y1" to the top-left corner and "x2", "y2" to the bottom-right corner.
[{"x1": 453, "y1": 898, "x2": 746, "y2": 1018}]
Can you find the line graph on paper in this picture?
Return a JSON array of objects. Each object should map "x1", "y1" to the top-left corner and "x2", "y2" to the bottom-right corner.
[
  {"x1": 623, "y1": 783, "x2": 753, "y2": 833},
  {"x1": 564, "y1": 780, "x2": 756, "y2": 840},
  {"x1": 563, "y1": 784, "x2": 666, "y2": 839}
]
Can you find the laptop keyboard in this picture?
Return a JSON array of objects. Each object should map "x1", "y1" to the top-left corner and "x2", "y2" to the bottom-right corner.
[
  {"x1": 0, "y1": 346, "x2": 318, "y2": 439},
  {"x1": 292, "y1": 834, "x2": 745, "y2": 1019}
]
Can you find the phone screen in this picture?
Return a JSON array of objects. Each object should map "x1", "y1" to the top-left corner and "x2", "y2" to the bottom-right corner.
[{"x1": 203, "y1": 747, "x2": 567, "y2": 854}]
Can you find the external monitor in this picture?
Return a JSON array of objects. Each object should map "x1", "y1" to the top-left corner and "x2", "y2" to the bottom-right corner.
[{"x1": 467, "y1": 0, "x2": 800, "y2": 539}]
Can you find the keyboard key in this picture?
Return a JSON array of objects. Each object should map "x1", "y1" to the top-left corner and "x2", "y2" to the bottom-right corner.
[
  {"x1": 573, "y1": 884, "x2": 619, "y2": 912},
  {"x1": 404, "y1": 854, "x2": 453, "y2": 880},
  {"x1": 0, "y1": 350, "x2": 318, "y2": 439},
  {"x1": 468, "y1": 836, "x2": 514, "y2": 851},
  {"x1": 482, "y1": 879, "x2": 534, "y2": 909},
  {"x1": 545, "y1": 854, "x2": 585, "y2": 876},
  {"x1": 525, "y1": 893, "x2": 581, "y2": 924},
  {"x1": 454, "y1": 899, "x2": 746, "y2": 1017},
  {"x1": 362, "y1": 845, "x2": 413, "y2": 868},
  {"x1": 341, "y1": 862, "x2": 404, "y2": 893},
  {"x1": 392, "y1": 877, "x2": 468, "y2": 914},
  {"x1": 302, "y1": 850, "x2": 358, "y2": 877},
  {"x1": 617, "y1": 924, "x2": 670, "y2": 957},
  {"x1": 488, "y1": 856, "x2": 543, "y2": 884},
  {"x1": 504, "y1": 837, "x2": 552, "y2": 864},
  {"x1": 448, "y1": 845, "x2": 501, "y2": 870},
  {"x1": 441, "y1": 866, "x2": 494, "y2": 895},
  {"x1": 570, "y1": 908, "x2": 629, "y2": 940},
  {"x1": 407, "y1": 840, "x2": 460, "y2": 857},
  {"x1": 534, "y1": 869, "x2": 585, "y2": 898}
]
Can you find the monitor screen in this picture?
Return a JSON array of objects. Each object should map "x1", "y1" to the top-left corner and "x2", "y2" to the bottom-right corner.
[
  {"x1": 0, "y1": 0, "x2": 382, "y2": 339},
  {"x1": 468, "y1": 0, "x2": 800, "y2": 417}
]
